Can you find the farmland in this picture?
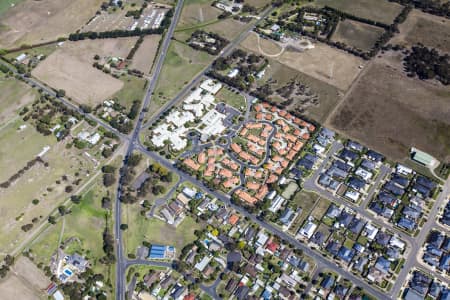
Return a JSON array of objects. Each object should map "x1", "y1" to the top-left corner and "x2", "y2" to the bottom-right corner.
[
  {"x1": 241, "y1": 34, "x2": 365, "y2": 91},
  {"x1": 389, "y1": 9, "x2": 450, "y2": 53},
  {"x1": 315, "y1": 0, "x2": 404, "y2": 25},
  {"x1": 331, "y1": 19, "x2": 385, "y2": 51},
  {"x1": 176, "y1": 0, "x2": 222, "y2": 29},
  {"x1": 130, "y1": 35, "x2": 162, "y2": 73},
  {"x1": 0, "y1": 0, "x2": 104, "y2": 49},
  {"x1": 31, "y1": 38, "x2": 139, "y2": 106},
  {"x1": 329, "y1": 52, "x2": 450, "y2": 163},
  {"x1": 0, "y1": 74, "x2": 37, "y2": 125}
]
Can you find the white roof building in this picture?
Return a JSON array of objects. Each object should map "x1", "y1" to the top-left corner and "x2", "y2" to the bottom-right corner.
[
  {"x1": 364, "y1": 223, "x2": 378, "y2": 240},
  {"x1": 299, "y1": 221, "x2": 317, "y2": 239},
  {"x1": 198, "y1": 109, "x2": 226, "y2": 137},
  {"x1": 269, "y1": 195, "x2": 285, "y2": 213},
  {"x1": 227, "y1": 68, "x2": 239, "y2": 78},
  {"x1": 53, "y1": 290, "x2": 64, "y2": 300},
  {"x1": 355, "y1": 167, "x2": 373, "y2": 182},
  {"x1": 200, "y1": 79, "x2": 222, "y2": 95},
  {"x1": 195, "y1": 256, "x2": 211, "y2": 272},
  {"x1": 255, "y1": 232, "x2": 269, "y2": 247},
  {"x1": 345, "y1": 189, "x2": 360, "y2": 202},
  {"x1": 396, "y1": 164, "x2": 413, "y2": 176},
  {"x1": 15, "y1": 53, "x2": 27, "y2": 62},
  {"x1": 389, "y1": 236, "x2": 405, "y2": 250}
]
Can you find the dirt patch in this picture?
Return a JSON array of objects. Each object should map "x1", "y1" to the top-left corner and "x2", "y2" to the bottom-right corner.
[
  {"x1": 241, "y1": 33, "x2": 283, "y2": 57},
  {"x1": 329, "y1": 51, "x2": 450, "y2": 162},
  {"x1": 0, "y1": 0, "x2": 104, "y2": 49},
  {"x1": 331, "y1": 19, "x2": 385, "y2": 51},
  {"x1": 389, "y1": 9, "x2": 450, "y2": 53},
  {"x1": 12, "y1": 256, "x2": 50, "y2": 291},
  {"x1": 0, "y1": 274, "x2": 40, "y2": 300},
  {"x1": 31, "y1": 38, "x2": 140, "y2": 106},
  {"x1": 130, "y1": 35, "x2": 162, "y2": 73}
]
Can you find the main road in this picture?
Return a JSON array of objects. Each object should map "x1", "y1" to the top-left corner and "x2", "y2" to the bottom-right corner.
[{"x1": 114, "y1": 0, "x2": 185, "y2": 299}]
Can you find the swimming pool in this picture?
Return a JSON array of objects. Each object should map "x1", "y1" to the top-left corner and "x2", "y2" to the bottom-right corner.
[{"x1": 63, "y1": 268, "x2": 73, "y2": 277}]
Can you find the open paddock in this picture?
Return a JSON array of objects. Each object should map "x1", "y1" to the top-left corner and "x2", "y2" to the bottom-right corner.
[
  {"x1": 12, "y1": 256, "x2": 50, "y2": 291},
  {"x1": 202, "y1": 18, "x2": 245, "y2": 41},
  {"x1": 31, "y1": 38, "x2": 139, "y2": 106},
  {"x1": 315, "y1": 0, "x2": 404, "y2": 25},
  {"x1": 130, "y1": 35, "x2": 162, "y2": 73},
  {"x1": 241, "y1": 34, "x2": 365, "y2": 91},
  {"x1": 177, "y1": 0, "x2": 222, "y2": 29},
  {"x1": 0, "y1": 75, "x2": 37, "y2": 125},
  {"x1": 389, "y1": 9, "x2": 450, "y2": 53},
  {"x1": 0, "y1": 274, "x2": 40, "y2": 300},
  {"x1": 329, "y1": 52, "x2": 450, "y2": 163},
  {"x1": 331, "y1": 19, "x2": 385, "y2": 51},
  {"x1": 0, "y1": 0, "x2": 104, "y2": 49}
]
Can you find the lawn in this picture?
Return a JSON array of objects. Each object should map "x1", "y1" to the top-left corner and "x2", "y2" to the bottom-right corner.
[
  {"x1": 123, "y1": 204, "x2": 201, "y2": 257},
  {"x1": 0, "y1": 0, "x2": 24, "y2": 16},
  {"x1": 310, "y1": 197, "x2": 331, "y2": 220},
  {"x1": 289, "y1": 190, "x2": 320, "y2": 233},
  {"x1": 331, "y1": 19, "x2": 385, "y2": 51},
  {"x1": 4, "y1": 43, "x2": 58, "y2": 61},
  {"x1": 147, "y1": 40, "x2": 214, "y2": 118},
  {"x1": 214, "y1": 86, "x2": 247, "y2": 111},
  {"x1": 112, "y1": 75, "x2": 147, "y2": 110}
]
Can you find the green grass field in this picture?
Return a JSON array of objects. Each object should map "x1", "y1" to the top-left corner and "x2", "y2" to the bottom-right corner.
[
  {"x1": 310, "y1": 197, "x2": 331, "y2": 220},
  {"x1": 147, "y1": 40, "x2": 214, "y2": 117},
  {"x1": 112, "y1": 75, "x2": 147, "y2": 110},
  {"x1": 123, "y1": 203, "x2": 201, "y2": 256},
  {"x1": 0, "y1": 0, "x2": 24, "y2": 16},
  {"x1": 215, "y1": 86, "x2": 246, "y2": 111},
  {"x1": 4, "y1": 43, "x2": 58, "y2": 60}
]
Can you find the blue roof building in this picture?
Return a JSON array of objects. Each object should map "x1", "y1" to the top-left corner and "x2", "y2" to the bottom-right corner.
[
  {"x1": 398, "y1": 217, "x2": 416, "y2": 231},
  {"x1": 374, "y1": 257, "x2": 390, "y2": 274},
  {"x1": 337, "y1": 246, "x2": 355, "y2": 263},
  {"x1": 383, "y1": 181, "x2": 405, "y2": 197},
  {"x1": 366, "y1": 150, "x2": 384, "y2": 162}
]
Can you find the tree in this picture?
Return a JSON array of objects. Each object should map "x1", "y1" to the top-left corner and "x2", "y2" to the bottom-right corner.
[
  {"x1": 48, "y1": 216, "x2": 57, "y2": 224},
  {"x1": 103, "y1": 173, "x2": 116, "y2": 187},
  {"x1": 56, "y1": 89, "x2": 66, "y2": 98},
  {"x1": 32, "y1": 199, "x2": 40, "y2": 205},
  {"x1": 120, "y1": 224, "x2": 128, "y2": 230},
  {"x1": 70, "y1": 195, "x2": 82, "y2": 204}
]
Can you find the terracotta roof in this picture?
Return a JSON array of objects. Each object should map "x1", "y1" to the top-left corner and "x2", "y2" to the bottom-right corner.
[
  {"x1": 231, "y1": 143, "x2": 242, "y2": 153},
  {"x1": 229, "y1": 214, "x2": 239, "y2": 225},
  {"x1": 184, "y1": 158, "x2": 200, "y2": 171},
  {"x1": 198, "y1": 152, "x2": 206, "y2": 164},
  {"x1": 219, "y1": 168, "x2": 233, "y2": 178}
]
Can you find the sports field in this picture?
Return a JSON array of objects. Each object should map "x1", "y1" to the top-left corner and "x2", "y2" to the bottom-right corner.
[{"x1": 0, "y1": 0, "x2": 104, "y2": 48}]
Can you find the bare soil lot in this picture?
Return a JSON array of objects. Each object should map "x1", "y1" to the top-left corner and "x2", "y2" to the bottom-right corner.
[
  {"x1": 12, "y1": 256, "x2": 50, "y2": 291},
  {"x1": 329, "y1": 52, "x2": 450, "y2": 162},
  {"x1": 242, "y1": 35, "x2": 365, "y2": 91},
  {"x1": 389, "y1": 9, "x2": 450, "y2": 53},
  {"x1": 332, "y1": 19, "x2": 385, "y2": 51},
  {"x1": 0, "y1": 0, "x2": 104, "y2": 49},
  {"x1": 315, "y1": 0, "x2": 403, "y2": 25},
  {"x1": 32, "y1": 38, "x2": 139, "y2": 106},
  {"x1": 130, "y1": 35, "x2": 162, "y2": 73},
  {"x1": 0, "y1": 274, "x2": 40, "y2": 300}
]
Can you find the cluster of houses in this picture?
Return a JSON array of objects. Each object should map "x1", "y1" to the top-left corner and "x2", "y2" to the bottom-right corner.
[
  {"x1": 183, "y1": 146, "x2": 242, "y2": 191},
  {"x1": 214, "y1": 0, "x2": 243, "y2": 14},
  {"x1": 421, "y1": 230, "x2": 450, "y2": 274},
  {"x1": 440, "y1": 199, "x2": 450, "y2": 227},
  {"x1": 181, "y1": 194, "x2": 317, "y2": 300},
  {"x1": 403, "y1": 270, "x2": 449, "y2": 300},
  {"x1": 298, "y1": 202, "x2": 406, "y2": 288},
  {"x1": 312, "y1": 272, "x2": 354, "y2": 300},
  {"x1": 318, "y1": 140, "x2": 384, "y2": 203},
  {"x1": 133, "y1": 269, "x2": 195, "y2": 300},
  {"x1": 151, "y1": 79, "x2": 233, "y2": 151},
  {"x1": 231, "y1": 103, "x2": 315, "y2": 205},
  {"x1": 159, "y1": 186, "x2": 204, "y2": 226},
  {"x1": 369, "y1": 164, "x2": 438, "y2": 233}
]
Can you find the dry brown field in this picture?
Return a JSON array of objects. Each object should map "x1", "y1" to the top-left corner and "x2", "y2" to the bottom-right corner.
[
  {"x1": 241, "y1": 35, "x2": 365, "y2": 91},
  {"x1": 389, "y1": 9, "x2": 450, "y2": 53},
  {"x1": 130, "y1": 35, "x2": 162, "y2": 73},
  {"x1": 31, "y1": 38, "x2": 139, "y2": 106},
  {"x1": 177, "y1": 0, "x2": 222, "y2": 28},
  {"x1": 0, "y1": 274, "x2": 40, "y2": 300},
  {"x1": 0, "y1": 0, "x2": 104, "y2": 49},
  {"x1": 329, "y1": 51, "x2": 450, "y2": 162},
  {"x1": 12, "y1": 256, "x2": 50, "y2": 291},
  {"x1": 0, "y1": 76, "x2": 37, "y2": 125},
  {"x1": 203, "y1": 18, "x2": 245, "y2": 40},
  {"x1": 331, "y1": 19, "x2": 385, "y2": 51}
]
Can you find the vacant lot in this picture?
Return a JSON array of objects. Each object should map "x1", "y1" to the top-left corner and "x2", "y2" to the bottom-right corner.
[
  {"x1": 315, "y1": 0, "x2": 403, "y2": 25},
  {"x1": 13, "y1": 256, "x2": 50, "y2": 291},
  {"x1": 332, "y1": 19, "x2": 385, "y2": 51},
  {"x1": 177, "y1": 0, "x2": 222, "y2": 29},
  {"x1": 241, "y1": 33, "x2": 283, "y2": 57},
  {"x1": 32, "y1": 38, "x2": 138, "y2": 106},
  {"x1": 242, "y1": 35, "x2": 365, "y2": 91},
  {"x1": 389, "y1": 10, "x2": 450, "y2": 53},
  {"x1": 0, "y1": 274, "x2": 40, "y2": 300},
  {"x1": 329, "y1": 52, "x2": 450, "y2": 162},
  {"x1": 148, "y1": 40, "x2": 214, "y2": 117},
  {"x1": 131, "y1": 35, "x2": 162, "y2": 73},
  {"x1": 0, "y1": 75, "x2": 37, "y2": 125},
  {"x1": 0, "y1": 0, "x2": 104, "y2": 48},
  {"x1": 203, "y1": 18, "x2": 245, "y2": 41}
]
